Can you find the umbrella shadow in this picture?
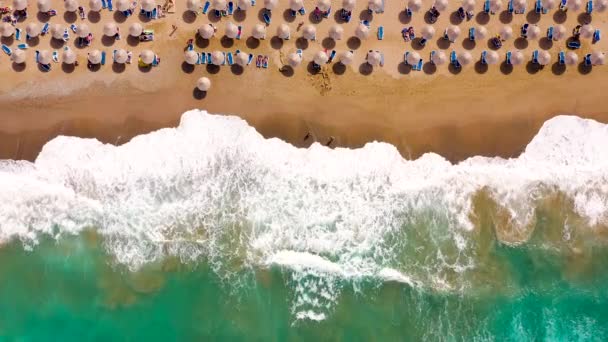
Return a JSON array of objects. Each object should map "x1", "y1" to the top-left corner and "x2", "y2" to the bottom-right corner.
[
  {"x1": 526, "y1": 61, "x2": 542, "y2": 74},
  {"x1": 553, "y1": 10, "x2": 567, "y2": 23},
  {"x1": 283, "y1": 9, "x2": 296, "y2": 22},
  {"x1": 182, "y1": 11, "x2": 196, "y2": 23},
  {"x1": 1, "y1": 36, "x2": 14, "y2": 45},
  {"x1": 206, "y1": 64, "x2": 220, "y2": 74},
  {"x1": 399, "y1": 10, "x2": 412, "y2": 24},
  {"x1": 359, "y1": 62, "x2": 373, "y2": 75},
  {"x1": 221, "y1": 36, "x2": 235, "y2": 48},
  {"x1": 476, "y1": 12, "x2": 490, "y2": 24},
  {"x1": 526, "y1": 11, "x2": 540, "y2": 24},
  {"x1": 296, "y1": 37, "x2": 309, "y2": 49},
  {"x1": 551, "y1": 62, "x2": 566, "y2": 75},
  {"x1": 450, "y1": 11, "x2": 464, "y2": 25},
  {"x1": 61, "y1": 63, "x2": 76, "y2": 73},
  {"x1": 207, "y1": 11, "x2": 221, "y2": 23},
  {"x1": 487, "y1": 38, "x2": 500, "y2": 50},
  {"x1": 514, "y1": 37, "x2": 528, "y2": 49},
  {"x1": 138, "y1": 65, "x2": 152, "y2": 73},
  {"x1": 347, "y1": 36, "x2": 361, "y2": 49},
  {"x1": 246, "y1": 37, "x2": 261, "y2": 49},
  {"x1": 113, "y1": 11, "x2": 128, "y2": 23},
  {"x1": 578, "y1": 62, "x2": 592, "y2": 75},
  {"x1": 359, "y1": 9, "x2": 373, "y2": 22},
  {"x1": 88, "y1": 11, "x2": 101, "y2": 23},
  {"x1": 436, "y1": 37, "x2": 451, "y2": 50},
  {"x1": 500, "y1": 61, "x2": 513, "y2": 74},
  {"x1": 578, "y1": 13, "x2": 591, "y2": 24},
  {"x1": 332, "y1": 63, "x2": 346, "y2": 75},
  {"x1": 11, "y1": 62, "x2": 26, "y2": 72},
  {"x1": 539, "y1": 37, "x2": 553, "y2": 50},
  {"x1": 37, "y1": 12, "x2": 51, "y2": 22},
  {"x1": 127, "y1": 35, "x2": 140, "y2": 47},
  {"x1": 308, "y1": 11, "x2": 322, "y2": 24},
  {"x1": 181, "y1": 61, "x2": 195, "y2": 73},
  {"x1": 231, "y1": 64, "x2": 244, "y2": 75},
  {"x1": 307, "y1": 61, "x2": 321, "y2": 74},
  {"x1": 322, "y1": 37, "x2": 335, "y2": 49},
  {"x1": 423, "y1": 11, "x2": 435, "y2": 24},
  {"x1": 398, "y1": 62, "x2": 411, "y2": 74},
  {"x1": 423, "y1": 62, "x2": 437, "y2": 74},
  {"x1": 195, "y1": 36, "x2": 210, "y2": 48},
  {"x1": 412, "y1": 38, "x2": 425, "y2": 50},
  {"x1": 101, "y1": 36, "x2": 117, "y2": 47},
  {"x1": 270, "y1": 36, "x2": 283, "y2": 49},
  {"x1": 499, "y1": 10, "x2": 513, "y2": 23},
  {"x1": 448, "y1": 63, "x2": 462, "y2": 74},
  {"x1": 234, "y1": 10, "x2": 246, "y2": 22},
  {"x1": 28, "y1": 37, "x2": 40, "y2": 47},
  {"x1": 280, "y1": 65, "x2": 294, "y2": 77},
  {"x1": 87, "y1": 63, "x2": 102, "y2": 72},
  {"x1": 112, "y1": 63, "x2": 126, "y2": 73},
  {"x1": 475, "y1": 61, "x2": 489, "y2": 74},
  {"x1": 463, "y1": 38, "x2": 476, "y2": 50},
  {"x1": 63, "y1": 12, "x2": 77, "y2": 23},
  {"x1": 193, "y1": 88, "x2": 207, "y2": 100},
  {"x1": 50, "y1": 38, "x2": 65, "y2": 49}
]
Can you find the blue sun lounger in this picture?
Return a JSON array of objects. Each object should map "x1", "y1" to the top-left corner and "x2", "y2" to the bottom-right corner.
[
  {"x1": 506, "y1": 51, "x2": 512, "y2": 64},
  {"x1": 558, "y1": 51, "x2": 565, "y2": 64},
  {"x1": 584, "y1": 53, "x2": 591, "y2": 65},
  {"x1": 481, "y1": 50, "x2": 487, "y2": 64},
  {"x1": 17, "y1": 43, "x2": 28, "y2": 49},
  {"x1": 108, "y1": 0, "x2": 113, "y2": 11},
  {"x1": 194, "y1": 52, "x2": 201, "y2": 64},
  {"x1": 15, "y1": 28, "x2": 21, "y2": 41},
  {"x1": 413, "y1": 58, "x2": 422, "y2": 70},
  {"x1": 102, "y1": 0, "x2": 107, "y2": 8},
  {"x1": 420, "y1": 37, "x2": 427, "y2": 46},
  {"x1": 484, "y1": 0, "x2": 490, "y2": 13},
  {"x1": 559, "y1": 0, "x2": 567, "y2": 9},
  {"x1": 228, "y1": 2, "x2": 234, "y2": 14},
  {"x1": 450, "y1": 50, "x2": 461, "y2": 68},
  {"x1": 328, "y1": 49, "x2": 336, "y2": 62},
  {"x1": 207, "y1": 52, "x2": 212, "y2": 63},
  {"x1": 535, "y1": 0, "x2": 542, "y2": 13},
  {"x1": 324, "y1": 7, "x2": 331, "y2": 18},
  {"x1": 63, "y1": 29, "x2": 69, "y2": 41},
  {"x1": 593, "y1": 29, "x2": 600, "y2": 42},
  {"x1": 227, "y1": 52, "x2": 234, "y2": 65},
  {"x1": 41, "y1": 22, "x2": 50, "y2": 35},
  {"x1": 404, "y1": 51, "x2": 410, "y2": 64},
  {"x1": 508, "y1": 0, "x2": 514, "y2": 12},
  {"x1": 263, "y1": 56, "x2": 268, "y2": 68},
  {"x1": 532, "y1": 50, "x2": 539, "y2": 64},
  {"x1": 378, "y1": 26, "x2": 384, "y2": 40},
  {"x1": 469, "y1": 27, "x2": 475, "y2": 41},
  {"x1": 203, "y1": 1, "x2": 210, "y2": 14},
  {"x1": 547, "y1": 26, "x2": 554, "y2": 39},
  {"x1": 362, "y1": 20, "x2": 370, "y2": 27},
  {"x1": 199, "y1": 52, "x2": 206, "y2": 64},
  {"x1": 70, "y1": 24, "x2": 77, "y2": 33},
  {"x1": 247, "y1": 53, "x2": 253, "y2": 64},
  {"x1": 263, "y1": 11, "x2": 271, "y2": 24},
  {"x1": 2, "y1": 44, "x2": 12, "y2": 56},
  {"x1": 290, "y1": 9, "x2": 296, "y2": 16},
  {"x1": 430, "y1": 50, "x2": 436, "y2": 64},
  {"x1": 251, "y1": 0, "x2": 255, "y2": 5},
  {"x1": 101, "y1": 51, "x2": 106, "y2": 65},
  {"x1": 299, "y1": 7, "x2": 306, "y2": 15},
  {"x1": 587, "y1": 0, "x2": 593, "y2": 13},
  {"x1": 567, "y1": 40, "x2": 581, "y2": 49}
]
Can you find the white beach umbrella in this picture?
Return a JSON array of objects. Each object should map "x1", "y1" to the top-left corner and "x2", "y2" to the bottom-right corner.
[
  {"x1": 264, "y1": 0, "x2": 277, "y2": 10},
  {"x1": 462, "y1": 0, "x2": 476, "y2": 11},
  {"x1": 513, "y1": 0, "x2": 526, "y2": 11},
  {"x1": 197, "y1": 77, "x2": 211, "y2": 91},
  {"x1": 406, "y1": 51, "x2": 421, "y2": 65},
  {"x1": 87, "y1": 49, "x2": 102, "y2": 64},
  {"x1": 446, "y1": 25, "x2": 461, "y2": 42},
  {"x1": 542, "y1": 0, "x2": 557, "y2": 9},
  {"x1": 565, "y1": 51, "x2": 578, "y2": 65},
  {"x1": 567, "y1": 0, "x2": 582, "y2": 10},
  {"x1": 62, "y1": 49, "x2": 77, "y2": 64},
  {"x1": 89, "y1": 0, "x2": 103, "y2": 11},
  {"x1": 490, "y1": 0, "x2": 502, "y2": 12},
  {"x1": 50, "y1": 24, "x2": 64, "y2": 40},
  {"x1": 580, "y1": 24, "x2": 594, "y2": 39},
  {"x1": 355, "y1": 23, "x2": 370, "y2": 39},
  {"x1": 421, "y1": 25, "x2": 435, "y2": 40},
  {"x1": 10, "y1": 49, "x2": 26, "y2": 63},
  {"x1": 458, "y1": 51, "x2": 473, "y2": 66},
  {"x1": 590, "y1": 51, "x2": 605, "y2": 65},
  {"x1": 277, "y1": 23, "x2": 290, "y2": 39},
  {"x1": 198, "y1": 24, "x2": 215, "y2": 39},
  {"x1": 187, "y1": 0, "x2": 201, "y2": 12},
  {"x1": 366, "y1": 51, "x2": 382, "y2": 66},
  {"x1": 114, "y1": 49, "x2": 128, "y2": 63},
  {"x1": 129, "y1": 23, "x2": 143, "y2": 37},
  {"x1": 38, "y1": 50, "x2": 52, "y2": 64},
  {"x1": 210, "y1": 50, "x2": 225, "y2": 65},
  {"x1": 212, "y1": 0, "x2": 226, "y2": 10},
  {"x1": 37, "y1": 0, "x2": 51, "y2": 12},
  {"x1": 368, "y1": 0, "x2": 383, "y2": 11},
  {"x1": 290, "y1": 0, "x2": 304, "y2": 10},
  {"x1": 314, "y1": 50, "x2": 329, "y2": 64},
  {"x1": 343, "y1": 0, "x2": 357, "y2": 11},
  {"x1": 511, "y1": 50, "x2": 524, "y2": 65},
  {"x1": 252, "y1": 23, "x2": 266, "y2": 39},
  {"x1": 235, "y1": 51, "x2": 248, "y2": 66},
  {"x1": 13, "y1": 0, "x2": 27, "y2": 11},
  {"x1": 552, "y1": 24, "x2": 566, "y2": 40},
  {"x1": 597, "y1": 0, "x2": 608, "y2": 11},
  {"x1": 103, "y1": 22, "x2": 118, "y2": 37},
  {"x1": 225, "y1": 21, "x2": 238, "y2": 39},
  {"x1": 329, "y1": 25, "x2": 344, "y2": 40},
  {"x1": 302, "y1": 24, "x2": 316, "y2": 40},
  {"x1": 527, "y1": 25, "x2": 541, "y2": 40},
  {"x1": 340, "y1": 50, "x2": 354, "y2": 65},
  {"x1": 76, "y1": 24, "x2": 91, "y2": 38},
  {"x1": 537, "y1": 50, "x2": 550, "y2": 65},
  {"x1": 431, "y1": 50, "x2": 447, "y2": 65},
  {"x1": 184, "y1": 50, "x2": 199, "y2": 65},
  {"x1": 139, "y1": 49, "x2": 155, "y2": 64},
  {"x1": 287, "y1": 52, "x2": 302, "y2": 67},
  {"x1": 317, "y1": 0, "x2": 331, "y2": 11},
  {"x1": 64, "y1": 0, "x2": 79, "y2": 12},
  {"x1": 500, "y1": 25, "x2": 513, "y2": 40},
  {"x1": 408, "y1": 0, "x2": 423, "y2": 11},
  {"x1": 485, "y1": 50, "x2": 499, "y2": 64},
  {"x1": 117, "y1": 0, "x2": 130, "y2": 11},
  {"x1": 141, "y1": 0, "x2": 156, "y2": 11},
  {"x1": 237, "y1": 0, "x2": 250, "y2": 10},
  {"x1": 26, "y1": 23, "x2": 41, "y2": 37},
  {"x1": 475, "y1": 26, "x2": 488, "y2": 40},
  {"x1": 434, "y1": 0, "x2": 449, "y2": 11},
  {"x1": 0, "y1": 23, "x2": 15, "y2": 37}
]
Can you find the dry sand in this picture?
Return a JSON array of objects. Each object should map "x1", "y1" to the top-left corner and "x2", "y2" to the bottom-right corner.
[{"x1": 0, "y1": 0, "x2": 607, "y2": 162}]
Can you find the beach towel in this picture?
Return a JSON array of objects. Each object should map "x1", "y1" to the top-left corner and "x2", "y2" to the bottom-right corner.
[
  {"x1": 380, "y1": 53, "x2": 385, "y2": 67},
  {"x1": 329, "y1": 50, "x2": 336, "y2": 62},
  {"x1": 377, "y1": 26, "x2": 384, "y2": 40},
  {"x1": 404, "y1": 51, "x2": 410, "y2": 65},
  {"x1": 2, "y1": 44, "x2": 12, "y2": 56},
  {"x1": 203, "y1": 1, "x2": 210, "y2": 14}
]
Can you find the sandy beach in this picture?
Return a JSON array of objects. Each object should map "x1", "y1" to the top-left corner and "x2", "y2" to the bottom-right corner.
[{"x1": 1, "y1": 0, "x2": 607, "y2": 162}]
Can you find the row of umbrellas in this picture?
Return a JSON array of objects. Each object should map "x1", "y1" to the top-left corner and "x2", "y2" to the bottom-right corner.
[
  {"x1": 451, "y1": 50, "x2": 604, "y2": 65},
  {"x1": 443, "y1": 23, "x2": 595, "y2": 41},
  {"x1": 17, "y1": 0, "x2": 158, "y2": 12},
  {"x1": 186, "y1": 0, "x2": 360, "y2": 12},
  {"x1": 9, "y1": 48, "x2": 156, "y2": 65},
  {"x1": 0, "y1": 22, "x2": 145, "y2": 39}
]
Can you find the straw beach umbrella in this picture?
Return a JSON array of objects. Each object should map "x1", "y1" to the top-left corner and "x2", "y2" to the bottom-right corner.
[
  {"x1": 542, "y1": 0, "x2": 557, "y2": 9},
  {"x1": 537, "y1": 50, "x2": 550, "y2": 65},
  {"x1": 277, "y1": 24, "x2": 290, "y2": 39},
  {"x1": 314, "y1": 51, "x2": 329, "y2": 65},
  {"x1": 129, "y1": 23, "x2": 143, "y2": 37},
  {"x1": 552, "y1": 24, "x2": 566, "y2": 40},
  {"x1": 458, "y1": 51, "x2": 472, "y2": 66},
  {"x1": 210, "y1": 50, "x2": 225, "y2": 65},
  {"x1": 13, "y1": 0, "x2": 27, "y2": 11},
  {"x1": 50, "y1": 24, "x2": 64, "y2": 40},
  {"x1": 139, "y1": 49, "x2": 155, "y2": 64},
  {"x1": 198, "y1": 24, "x2": 215, "y2": 39},
  {"x1": 252, "y1": 24, "x2": 266, "y2": 39},
  {"x1": 565, "y1": 51, "x2": 578, "y2": 65},
  {"x1": 434, "y1": 0, "x2": 449, "y2": 11},
  {"x1": 117, "y1": 0, "x2": 130, "y2": 11},
  {"x1": 103, "y1": 22, "x2": 118, "y2": 37},
  {"x1": 527, "y1": 25, "x2": 541, "y2": 40},
  {"x1": 485, "y1": 50, "x2": 499, "y2": 64},
  {"x1": 355, "y1": 23, "x2": 370, "y2": 39},
  {"x1": 590, "y1": 52, "x2": 605, "y2": 65},
  {"x1": 475, "y1": 26, "x2": 488, "y2": 40},
  {"x1": 317, "y1": 0, "x2": 331, "y2": 11},
  {"x1": 62, "y1": 48, "x2": 77, "y2": 64},
  {"x1": 568, "y1": 0, "x2": 582, "y2": 10},
  {"x1": 237, "y1": 0, "x2": 250, "y2": 10},
  {"x1": 597, "y1": 0, "x2": 608, "y2": 11},
  {"x1": 38, "y1": 50, "x2": 52, "y2": 64},
  {"x1": 580, "y1": 24, "x2": 594, "y2": 39},
  {"x1": 340, "y1": 50, "x2": 354, "y2": 65},
  {"x1": 87, "y1": 49, "x2": 102, "y2": 64},
  {"x1": 184, "y1": 50, "x2": 199, "y2": 65},
  {"x1": 366, "y1": 51, "x2": 382, "y2": 66},
  {"x1": 212, "y1": 0, "x2": 227, "y2": 10},
  {"x1": 37, "y1": 0, "x2": 51, "y2": 12},
  {"x1": 406, "y1": 51, "x2": 421, "y2": 65},
  {"x1": 329, "y1": 25, "x2": 344, "y2": 40},
  {"x1": 10, "y1": 49, "x2": 26, "y2": 64},
  {"x1": 290, "y1": 0, "x2": 304, "y2": 10},
  {"x1": 197, "y1": 77, "x2": 211, "y2": 91},
  {"x1": 26, "y1": 23, "x2": 41, "y2": 38},
  {"x1": 141, "y1": 0, "x2": 156, "y2": 11},
  {"x1": 343, "y1": 0, "x2": 356, "y2": 11},
  {"x1": 462, "y1": 0, "x2": 476, "y2": 12},
  {"x1": 287, "y1": 51, "x2": 302, "y2": 67},
  {"x1": 511, "y1": 50, "x2": 524, "y2": 65},
  {"x1": 0, "y1": 23, "x2": 15, "y2": 37},
  {"x1": 499, "y1": 25, "x2": 513, "y2": 40},
  {"x1": 76, "y1": 24, "x2": 91, "y2": 38},
  {"x1": 513, "y1": 0, "x2": 526, "y2": 12},
  {"x1": 235, "y1": 51, "x2": 249, "y2": 66},
  {"x1": 114, "y1": 49, "x2": 128, "y2": 63},
  {"x1": 225, "y1": 21, "x2": 238, "y2": 39},
  {"x1": 421, "y1": 25, "x2": 435, "y2": 40},
  {"x1": 264, "y1": 0, "x2": 277, "y2": 10},
  {"x1": 408, "y1": 0, "x2": 422, "y2": 12},
  {"x1": 368, "y1": 0, "x2": 383, "y2": 12},
  {"x1": 64, "y1": 0, "x2": 79, "y2": 12},
  {"x1": 89, "y1": 0, "x2": 103, "y2": 11},
  {"x1": 490, "y1": 0, "x2": 502, "y2": 12},
  {"x1": 446, "y1": 25, "x2": 461, "y2": 42},
  {"x1": 431, "y1": 50, "x2": 447, "y2": 65},
  {"x1": 302, "y1": 25, "x2": 316, "y2": 40},
  {"x1": 187, "y1": 0, "x2": 201, "y2": 12}
]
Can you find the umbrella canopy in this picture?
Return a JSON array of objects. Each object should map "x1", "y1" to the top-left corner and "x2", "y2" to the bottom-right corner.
[
  {"x1": 513, "y1": 0, "x2": 526, "y2": 11},
  {"x1": 597, "y1": 0, "x2": 608, "y2": 11},
  {"x1": 431, "y1": 50, "x2": 447, "y2": 65},
  {"x1": 552, "y1": 24, "x2": 566, "y2": 40},
  {"x1": 458, "y1": 51, "x2": 473, "y2": 65},
  {"x1": 580, "y1": 24, "x2": 594, "y2": 39},
  {"x1": 302, "y1": 25, "x2": 316, "y2": 40},
  {"x1": 139, "y1": 49, "x2": 155, "y2": 64},
  {"x1": 366, "y1": 51, "x2": 382, "y2": 66},
  {"x1": 252, "y1": 24, "x2": 266, "y2": 39},
  {"x1": 287, "y1": 52, "x2": 302, "y2": 67},
  {"x1": 264, "y1": 0, "x2": 277, "y2": 10},
  {"x1": 225, "y1": 21, "x2": 238, "y2": 39},
  {"x1": 511, "y1": 50, "x2": 524, "y2": 65},
  {"x1": 567, "y1": 0, "x2": 582, "y2": 10},
  {"x1": 26, "y1": 23, "x2": 40, "y2": 37},
  {"x1": 537, "y1": 50, "x2": 550, "y2": 65},
  {"x1": 10, "y1": 49, "x2": 26, "y2": 63},
  {"x1": 408, "y1": 0, "x2": 422, "y2": 11},
  {"x1": 50, "y1": 24, "x2": 64, "y2": 40},
  {"x1": 103, "y1": 22, "x2": 118, "y2": 37},
  {"x1": 64, "y1": 0, "x2": 79, "y2": 12},
  {"x1": 141, "y1": 0, "x2": 156, "y2": 11},
  {"x1": 340, "y1": 50, "x2": 354, "y2": 65},
  {"x1": 329, "y1": 25, "x2": 344, "y2": 40},
  {"x1": 13, "y1": 0, "x2": 27, "y2": 11},
  {"x1": 406, "y1": 51, "x2": 421, "y2": 65},
  {"x1": 187, "y1": 0, "x2": 201, "y2": 12},
  {"x1": 277, "y1": 23, "x2": 290, "y2": 39},
  {"x1": 76, "y1": 24, "x2": 91, "y2": 38},
  {"x1": 62, "y1": 49, "x2": 77, "y2": 64},
  {"x1": 368, "y1": 0, "x2": 382, "y2": 11},
  {"x1": 490, "y1": 0, "x2": 502, "y2": 12},
  {"x1": 317, "y1": 0, "x2": 331, "y2": 11},
  {"x1": 129, "y1": 23, "x2": 143, "y2": 36},
  {"x1": 88, "y1": 49, "x2": 102, "y2": 64},
  {"x1": 290, "y1": 0, "x2": 304, "y2": 10},
  {"x1": 184, "y1": 50, "x2": 199, "y2": 65},
  {"x1": 343, "y1": 0, "x2": 356, "y2": 11},
  {"x1": 590, "y1": 51, "x2": 605, "y2": 65},
  {"x1": 114, "y1": 49, "x2": 128, "y2": 63},
  {"x1": 475, "y1": 26, "x2": 488, "y2": 40},
  {"x1": 434, "y1": 0, "x2": 449, "y2": 11},
  {"x1": 355, "y1": 23, "x2": 370, "y2": 39},
  {"x1": 421, "y1": 25, "x2": 435, "y2": 40},
  {"x1": 117, "y1": 0, "x2": 130, "y2": 11},
  {"x1": 0, "y1": 23, "x2": 15, "y2": 37},
  {"x1": 527, "y1": 25, "x2": 540, "y2": 40},
  {"x1": 210, "y1": 50, "x2": 225, "y2": 65},
  {"x1": 500, "y1": 25, "x2": 513, "y2": 40},
  {"x1": 212, "y1": 0, "x2": 226, "y2": 9},
  {"x1": 237, "y1": 0, "x2": 250, "y2": 10},
  {"x1": 314, "y1": 51, "x2": 329, "y2": 65},
  {"x1": 485, "y1": 50, "x2": 499, "y2": 64},
  {"x1": 198, "y1": 24, "x2": 215, "y2": 39},
  {"x1": 197, "y1": 77, "x2": 211, "y2": 91},
  {"x1": 37, "y1": 0, "x2": 51, "y2": 12},
  {"x1": 542, "y1": 0, "x2": 557, "y2": 9},
  {"x1": 235, "y1": 51, "x2": 249, "y2": 66},
  {"x1": 462, "y1": 0, "x2": 476, "y2": 11},
  {"x1": 89, "y1": 0, "x2": 103, "y2": 11},
  {"x1": 565, "y1": 51, "x2": 578, "y2": 65},
  {"x1": 446, "y1": 25, "x2": 461, "y2": 42},
  {"x1": 38, "y1": 50, "x2": 52, "y2": 64}
]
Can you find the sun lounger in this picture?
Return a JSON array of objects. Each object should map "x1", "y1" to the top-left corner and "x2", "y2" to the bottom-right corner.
[
  {"x1": 102, "y1": 0, "x2": 107, "y2": 8},
  {"x1": 362, "y1": 20, "x2": 370, "y2": 27},
  {"x1": 532, "y1": 50, "x2": 539, "y2": 64},
  {"x1": 567, "y1": 40, "x2": 581, "y2": 49},
  {"x1": 450, "y1": 50, "x2": 461, "y2": 68},
  {"x1": 420, "y1": 37, "x2": 427, "y2": 46},
  {"x1": 481, "y1": 50, "x2": 488, "y2": 64},
  {"x1": 108, "y1": 0, "x2": 113, "y2": 11},
  {"x1": 520, "y1": 23, "x2": 528, "y2": 38},
  {"x1": 263, "y1": 56, "x2": 268, "y2": 68},
  {"x1": 227, "y1": 52, "x2": 234, "y2": 65},
  {"x1": 328, "y1": 50, "x2": 336, "y2": 62},
  {"x1": 413, "y1": 58, "x2": 422, "y2": 70},
  {"x1": 51, "y1": 50, "x2": 58, "y2": 62},
  {"x1": 207, "y1": 52, "x2": 212, "y2": 63},
  {"x1": 199, "y1": 51, "x2": 206, "y2": 64},
  {"x1": 70, "y1": 24, "x2": 77, "y2": 33},
  {"x1": 324, "y1": 7, "x2": 331, "y2": 18},
  {"x1": 547, "y1": 26, "x2": 554, "y2": 40},
  {"x1": 584, "y1": 53, "x2": 591, "y2": 66},
  {"x1": 2, "y1": 44, "x2": 12, "y2": 56},
  {"x1": 299, "y1": 7, "x2": 306, "y2": 15},
  {"x1": 100, "y1": 51, "x2": 106, "y2": 65},
  {"x1": 152, "y1": 55, "x2": 159, "y2": 66},
  {"x1": 587, "y1": 0, "x2": 593, "y2": 13},
  {"x1": 484, "y1": 0, "x2": 490, "y2": 13},
  {"x1": 236, "y1": 26, "x2": 242, "y2": 39},
  {"x1": 535, "y1": 0, "x2": 542, "y2": 13},
  {"x1": 469, "y1": 27, "x2": 475, "y2": 41},
  {"x1": 251, "y1": 0, "x2": 255, "y2": 6},
  {"x1": 263, "y1": 11, "x2": 270, "y2": 24},
  {"x1": 123, "y1": 9, "x2": 132, "y2": 16},
  {"x1": 63, "y1": 29, "x2": 69, "y2": 41},
  {"x1": 152, "y1": 7, "x2": 157, "y2": 18},
  {"x1": 247, "y1": 53, "x2": 253, "y2": 64},
  {"x1": 380, "y1": 53, "x2": 385, "y2": 67},
  {"x1": 203, "y1": 1, "x2": 210, "y2": 14},
  {"x1": 378, "y1": 26, "x2": 384, "y2": 40},
  {"x1": 506, "y1": 51, "x2": 512, "y2": 64},
  {"x1": 15, "y1": 28, "x2": 21, "y2": 40},
  {"x1": 593, "y1": 29, "x2": 600, "y2": 43},
  {"x1": 406, "y1": 8, "x2": 412, "y2": 16},
  {"x1": 17, "y1": 43, "x2": 28, "y2": 49},
  {"x1": 41, "y1": 22, "x2": 49, "y2": 35},
  {"x1": 430, "y1": 50, "x2": 436, "y2": 64},
  {"x1": 558, "y1": 51, "x2": 565, "y2": 64},
  {"x1": 404, "y1": 51, "x2": 410, "y2": 64},
  {"x1": 559, "y1": 0, "x2": 567, "y2": 9},
  {"x1": 228, "y1": 1, "x2": 234, "y2": 14},
  {"x1": 256, "y1": 54, "x2": 262, "y2": 67},
  {"x1": 508, "y1": 0, "x2": 514, "y2": 12}
]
